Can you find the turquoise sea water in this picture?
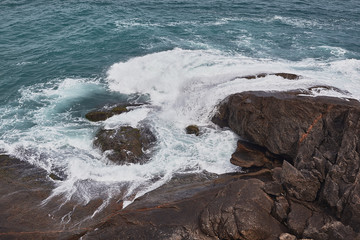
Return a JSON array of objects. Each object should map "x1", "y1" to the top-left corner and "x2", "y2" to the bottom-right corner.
[{"x1": 1, "y1": 0, "x2": 359, "y2": 206}]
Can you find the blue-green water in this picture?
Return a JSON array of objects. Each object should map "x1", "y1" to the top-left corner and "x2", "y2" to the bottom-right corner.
[{"x1": 1, "y1": 0, "x2": 359, "y2": 206}]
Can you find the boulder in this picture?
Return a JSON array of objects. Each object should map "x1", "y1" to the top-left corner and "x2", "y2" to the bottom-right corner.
[
  {"x1": 199, "y1": 177, "x2": 285, "y2": 240},
  {"x1": 212, "y1": 90, "x2": 360, "y2": 232},
  {"x1": 185, "y1": 125, "x2": 200, "y2": 136},
  {"x1": 94, "y1": 126, "x2": 156, "y2": 165}
]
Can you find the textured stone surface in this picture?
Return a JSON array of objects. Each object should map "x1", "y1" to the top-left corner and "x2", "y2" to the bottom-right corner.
[
  {"x1": 212, "y1": 90, "x2": 360, "y2": 233},
  {"x1": 279, "y1": 233, "x2": 297, "y2": 240},
  {"x1": 94, "y1": 126, "x2": 156, "y2": 164},
  {"x1": 0, "y1": 155, "x2": 122, "y2": 239},
  {"x1": 212, "y1": 89, "x2": 360, "y2": 238}
]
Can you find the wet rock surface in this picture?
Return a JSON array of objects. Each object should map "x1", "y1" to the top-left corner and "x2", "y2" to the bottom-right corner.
[
  {"x1": 185, "y1": 125, "x2": 200, "y2": 136},
  {"x1": 0, "y1": 154, "x2": 123, "y2": 239},
  {"x1": 85, "y1": 103, "x2": 144, "y2": 122},
  {"x1": 3, "y1": 87, "x2": 360, "y2": 240},
  {"x1": 94, "y1": 125, "x2": 156, "y2": 165},
  {"x1": 85, "y1": 105, "x2": 128, "y2": 122},
  {"x1": 212, "y1": 89, "x2": 360, "y2": 239},
  {"x1": 80, "y1": 170, "x2": 286, "y2": 240}
]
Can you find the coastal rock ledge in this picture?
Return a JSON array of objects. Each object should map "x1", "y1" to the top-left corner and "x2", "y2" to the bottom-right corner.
[
  {"x1": 212, "y1": 90, "x2": 360, "y2": 239},
  {"x1": 79, "y1": 89, "x2": 360, "y2": 240},
  {"x1": 2, "y1": 89, "x2": 360, "y2": 240}
]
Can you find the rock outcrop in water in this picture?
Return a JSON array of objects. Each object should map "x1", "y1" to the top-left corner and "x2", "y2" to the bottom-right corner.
[
  {"x1": 212, "y1": 89, "x2": 360, "y2": 239},
  {"x1": 3, "y1": 87, "x2": 360, "y2": 240},
  {"x1": 85, "y1": 103, "x2": 145, "y2": 122},
  {"x1": 231, "y1": 72, "x2": 301, "y2": 81},
  {"x1": 94, "y1": 126, "x2": 156, "y2": 164},
  {"x1": 85, "y1": 105, "x2": 128, "y2": 122},
  {"x1": 185, "y1": 124, "x2": 200, "y2": 136}
]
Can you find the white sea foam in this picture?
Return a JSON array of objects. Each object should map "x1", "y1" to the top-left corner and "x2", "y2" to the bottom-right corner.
[
  {"x1": 318, "y1": 46, "x2": 348, "y2": 57},
  {"x1": 1, "y1": 48, "x2": 359, "y2": 215},
  {"x1": 104, "y1": 107, "x2": 151, "y2": 129},
  {"x1": 272, "y1": 15, "x2": 327, "y2": 29}
]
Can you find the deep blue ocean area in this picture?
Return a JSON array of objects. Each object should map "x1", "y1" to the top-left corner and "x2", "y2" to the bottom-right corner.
[{"x1": 1, "y1": 0, "x2": 359, "y2": 205}]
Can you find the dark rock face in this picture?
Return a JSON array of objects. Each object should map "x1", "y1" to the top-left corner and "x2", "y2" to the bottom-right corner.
[
  {"x1": 94, "y1": 126, "x2": 156, "y2": 164},
  {"x1": 230, "y1": 140, "x2": 282, "y2": 171},
  {"x1": 85, "y1": 103, "x2": 146, "y2": 122},
  {"x1": 199, "y1": 177, "x2": 285, "y2": 239},
  {"x1": 280, "y1": 161, "x2": 320, "y2": 202},
  {"x1": 85, "y1": 105, "x2": 129, "y2": 122},
  {"x1": 212, "y1": 90, "x2": 360, "y2": 238}
]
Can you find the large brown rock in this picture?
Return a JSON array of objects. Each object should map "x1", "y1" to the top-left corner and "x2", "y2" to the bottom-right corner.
[
  {"x1": 80, "y1": 171, "x2": 286, "y2": 240},
  {"x1": 94, "y1": 126, "x2": 156, "y2": 165},
  {"x1": 212, "y1": 90, "x2": 360, "y2": 233},
  {"x1": 199, "y1": 177, "x2": 285, "y2": 240}
]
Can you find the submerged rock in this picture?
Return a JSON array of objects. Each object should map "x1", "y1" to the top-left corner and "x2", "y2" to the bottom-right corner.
[
  {"x1": 238, "y1": 72, "x2": 300, "y2": 80},
  {"x1": 49, "y1": 172, "x2": 63, "y2": 181},
  {"x1": 94, "y1": 126, "x2": 156, "y2": 165},
  {"x1": 185, "y1": 125, "x2": 200, "y2": 136}
]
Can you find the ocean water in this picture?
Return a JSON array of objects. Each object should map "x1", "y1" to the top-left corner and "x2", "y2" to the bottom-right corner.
[{"x1": 1, "y1": 0, "x2": 359, "y2": 209}]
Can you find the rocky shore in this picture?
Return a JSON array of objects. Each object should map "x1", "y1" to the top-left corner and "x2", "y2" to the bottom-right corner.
[{"x1": 1, "y1": 86, "x2": 360, "y2": 240}]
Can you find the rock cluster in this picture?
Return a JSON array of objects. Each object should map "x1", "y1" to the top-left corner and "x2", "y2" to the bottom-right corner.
[
  {"x1": 3, "y1": 87, "x2": 360, "y2": 240},
  {"x1": 85, "y1": 103, "x2": 156, "y2": 165}
]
